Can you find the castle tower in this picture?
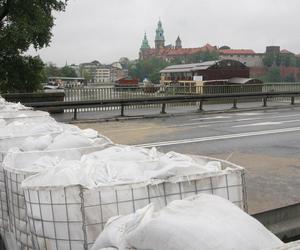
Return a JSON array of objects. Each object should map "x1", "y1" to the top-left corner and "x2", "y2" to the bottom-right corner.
[
  {"x1": 140, "y1": 32, "x2": 150, "y2": 50},
  {"x1": 155, "y1": 20, "x2": 165, "y2": 49},
  {"x1": 175, "y1": 36, "x2": 182, "y2": 49}
]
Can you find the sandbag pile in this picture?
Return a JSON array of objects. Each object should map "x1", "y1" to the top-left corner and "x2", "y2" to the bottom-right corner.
[
  {"x1": 0, "y1": 98, "x2": 112, "y2": 250},
  {"x1": 20, "y1": 146, "x2": 246, "y2": 250},
  {"x1": 0, "y1": 96, "x2": 285, "y2": 250},
  {"x1": 21, "y1": 146, "x2": 225, "y2": 188}
]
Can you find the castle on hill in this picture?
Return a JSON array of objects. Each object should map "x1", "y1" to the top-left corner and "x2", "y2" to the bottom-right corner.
[{"x1": 139, "y1": 20, "x2": 217, "y2": 62}]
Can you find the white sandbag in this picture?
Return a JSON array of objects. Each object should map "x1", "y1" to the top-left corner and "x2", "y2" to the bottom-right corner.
[
  {"x1": 82, "y1": 128, "x2": 99, "y2": 139},
  {"x1": 0, "y1": 117, "x2": 62, "y2": 139},
  {"x1": 46, "y1": 132, "x2": 98, "y2": 150},
  {"x1": 21, "y1": 134, "x2": 53, "y2": 151},
  {"x1": 0, "y1": 110, "x2": 49, "y2": 122},
  {"x1": 93, "y1": 194, "x2": 283, "y2": 250},
  {"x1": 0, "y1": 100, "x2": 30, "y2": 111},
  {"x1": 22, "y1": 146, "x2": 226, "y2": 188},
  {"x1": 4, "y1": 132, "x2": 112, "y2": 173},
  {"x1": 0, "y1": 119, "x2": 6, "y2": 127}
]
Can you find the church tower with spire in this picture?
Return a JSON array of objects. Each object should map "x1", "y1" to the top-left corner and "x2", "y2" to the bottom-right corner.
[
  {"x1": 155, "y1": 20, "x2": 165, "y2": 49},
  {"x1": 140, "y1": 32, "x2": 150, "y2": 50},
  {"x1": 175, "y1": 36, "x2": 182, "y2": 49}
]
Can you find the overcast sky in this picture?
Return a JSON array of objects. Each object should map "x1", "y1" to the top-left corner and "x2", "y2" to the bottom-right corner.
[{"x1": 28, "y1": 0, "x2": 300, "y2": 66}]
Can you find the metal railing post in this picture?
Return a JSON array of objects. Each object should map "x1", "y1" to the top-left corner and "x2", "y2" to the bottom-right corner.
[
  {"x1": 198, "y1": 100, "x2": 204, "y2": 112},
  {"x1": 161, "y1": 103, "x2": 166, "y2": 114},
  {"x1": 121, "y1": 104, "x2": 125, "y2": 116},
  {"x1": 263, "y1": 97, "x2": 267, "y2": 107},
  {"x1": 232, "y1": 99, "x2": 238, "y2": 109},
  {"x1": 73, "y1": 108, "x2": 77, "y2": 120},
  {"x1": 291, "y1": 96, "x2": 295, "y2": 105}
]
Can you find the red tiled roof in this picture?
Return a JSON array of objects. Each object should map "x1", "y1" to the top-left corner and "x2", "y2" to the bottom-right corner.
[
  {"x1": 141, "y1": 44, "x2": 217, "y2": 58},
  {"x1": 219, "y1": 49, "x2": 256, "y2": 55}
]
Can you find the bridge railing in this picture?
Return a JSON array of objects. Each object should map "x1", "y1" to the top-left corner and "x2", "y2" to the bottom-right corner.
[
  {"x1": 64, "y1": 83, "x2": 300, "y2": 100},
  {"x1": 63, "y1": 83, "x2": 300, "y2": 112},
  {"x1": 26, "y1": 91, "x2": 300, "y2": 120}
]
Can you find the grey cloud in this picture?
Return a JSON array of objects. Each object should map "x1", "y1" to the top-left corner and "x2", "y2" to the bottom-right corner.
[{"x1": 29, "y1": 0, "x2": 300, "y2": 66}]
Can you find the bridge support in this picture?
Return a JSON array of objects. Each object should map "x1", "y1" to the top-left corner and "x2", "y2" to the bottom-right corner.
[{"x1": 161, "y1": 103, "x2": 166, "y2": 114}]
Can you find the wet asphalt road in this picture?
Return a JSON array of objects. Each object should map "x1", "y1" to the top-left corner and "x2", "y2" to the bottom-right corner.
[{"x1": 73, "y1": 106, "x2": 300, "y2": 214}]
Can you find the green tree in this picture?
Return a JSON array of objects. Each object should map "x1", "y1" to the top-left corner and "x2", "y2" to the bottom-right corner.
[
  {"x1": 61, "y1": 65, "x2": 77, "y2": 77},
  {"x1": 266, "y1": 67, "x2": 281, "y2": 82},
  {"x1": 44, "y1": 63, "x2": 61, "y2": 78},
  {"x1": 80, "y1": 68, "x2": 92, "y2": 83},
  {"x1": 263, "y1": 54, "x2": 275, "y2": 67},
  {"x1": 0, "y1": 54, "x2": 45, "y2": 93},
  {"x1": 0, "y1": 0, "x2": 67, "y2": 93},
  {"x1": 284, "y1": 74, "x2": 295, "y2": 82},
  {"x1": 129, "y1": 58, "x2": 170, "y2": 84}
]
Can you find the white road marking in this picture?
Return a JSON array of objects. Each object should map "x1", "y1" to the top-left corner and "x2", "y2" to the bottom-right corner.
[
  {"x1": 168, "y1": 123, "x2": 210, "y2": 128},
  {"x1": 191, "y1": 113, "x2": 300, "y2": 125},
  {"x1": 134, "y1": 126, "x2": 300, "y2": 148},
  {"x1": 191, "y1": 115, "x2": 231, "y2": 121},
  {"x1": 233, "y1": 122, "x2": 282, "y2": 127},
  {"x1": 97, "y1": 113, "x2": 300, "y2": 133},
  {"x1": 235, "y1": 118, "x2": 262, "y2": 122},
  {"x1": 237, "y1": 112, "x2": 267, "y2": 116},
  {"x1": 233, "y1": 119, "x2": 300, "y2": 128}
]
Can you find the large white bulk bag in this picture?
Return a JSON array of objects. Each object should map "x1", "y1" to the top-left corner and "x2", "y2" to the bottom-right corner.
[
  {"x1": 0, "y1": 117, "x2": 64, "y2": 240},
  {"x1": 22, "y1": 148, "x2": 247, "y2": 250},
  {"x1": 92, "y1": 194, "x2": 283, "y2": 250},
  {"x1": 2, "y1": 129, "x2": 112, "y2": 250}
]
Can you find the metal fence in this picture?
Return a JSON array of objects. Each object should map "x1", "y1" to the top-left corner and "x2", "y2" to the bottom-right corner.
[{"x1": 63, "y1": 83, "x2": 300, "y2": 112}]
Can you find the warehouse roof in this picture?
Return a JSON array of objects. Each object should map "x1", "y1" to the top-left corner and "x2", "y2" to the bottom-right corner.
[
  {"x1": 228, "y1": 77, "x2": 263, "y2": 84},
  {"x1": 160, "y1": 61, "x2": 218, "y2": 73}
]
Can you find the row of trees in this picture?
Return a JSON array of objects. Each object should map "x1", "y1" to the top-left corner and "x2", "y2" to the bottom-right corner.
[
  {"x1": 44, "y1": 63, "x2": 77, "y2": 79},
  {"x1": 259, "y1": 67, "x2": 298, "y2": 83},
  {"x1": 263, "y1": 53, "x2": 300, "y2": 68}
]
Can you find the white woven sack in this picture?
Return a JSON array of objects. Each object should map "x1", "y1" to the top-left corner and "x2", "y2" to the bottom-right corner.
[{"x1": 93, "y1": 194, "x2": 283, "y2": 250}]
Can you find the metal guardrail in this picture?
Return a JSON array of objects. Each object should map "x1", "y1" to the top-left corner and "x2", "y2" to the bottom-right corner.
[
  {"x1": 253, "y1": 203, "x2": 300, "y2": 242},
  {"x1": 25, "y1": 91, "x2": 300, "y2": 120}
]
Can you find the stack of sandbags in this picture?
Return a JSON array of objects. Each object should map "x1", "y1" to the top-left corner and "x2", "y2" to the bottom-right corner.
[
  {"x1": 0, "y1": 115, "x2": 64, "y2": 249},
  {"x1": 2, "y1": 126, "x2": 112, "y2": 250},
  {"x1": 0, "y1": 96, "x2": 114, "y2": 250},
  {"x1": 21, "y1": 146, "x2": 246, "y2": 250},
  {"x1": 92, "y1": 194, "x2": 284, "y2": 250}
]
